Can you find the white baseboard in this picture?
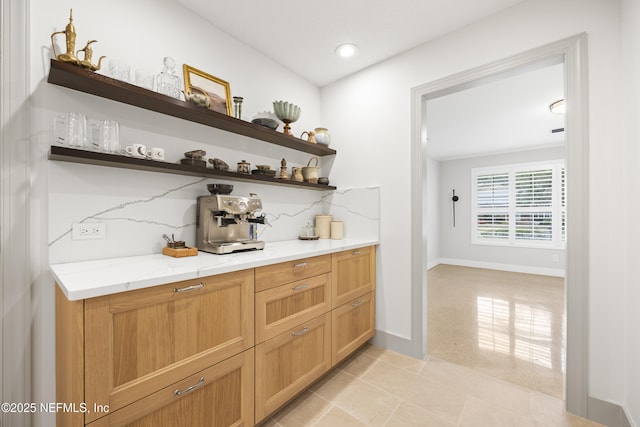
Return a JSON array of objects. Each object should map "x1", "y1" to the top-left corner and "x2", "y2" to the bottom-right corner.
[
  {"x1": 428, "y1": 257, "x2": 565, "y2": 278},
  {"x1": 371, "y1": 330, "x2": 420, "y2": 359},
  {"x1": 588, "y1": 396, "x2": 634, "y2": 427}
]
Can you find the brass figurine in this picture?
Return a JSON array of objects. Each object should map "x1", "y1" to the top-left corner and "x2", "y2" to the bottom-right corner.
[
  {"x1": 77, "y1": 40, "x2": 105, "y2": 71},
  {"x1": 51, "y1": 8, "x2": 80, "y2": 65}
]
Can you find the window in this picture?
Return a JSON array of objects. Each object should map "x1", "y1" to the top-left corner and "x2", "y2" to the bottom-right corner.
[{"x1": 471, "y1": 160, "x2": 565, "y2": 248}]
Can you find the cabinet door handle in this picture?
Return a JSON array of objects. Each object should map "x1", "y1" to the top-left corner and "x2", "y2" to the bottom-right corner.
[
  {"x1": 174, "y1": 377, "x2": 204, "y2": 396},
  {"x1": 292, "y1": 262, "x2": 308, "y2": 269},
  {"x1": 352, "y1": 250, "x2": 361, "y2": 255},
  {"x1": 173, "y1": 283, "x2": 204, "y2": 293},
  {"x1": 292, "y1": 326, "x2": 309, "y2": 337},
  {"x1": 351, "y1": 299, "x2": 363, "y2": 307},
  {"x1": 292, "y1": 283, "x2": 308, "y2": 291}
]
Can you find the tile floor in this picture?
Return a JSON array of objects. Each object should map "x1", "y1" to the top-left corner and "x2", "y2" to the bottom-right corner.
[
  {"x1": 261, "y1": 344, "x2": 603, "y2": 426},
  {"x1": 427, "y1": 265, "x2": 566, "y2": 399},
  {"x1": 262, "y1": 265, "x2": 602, "y2": 426}
]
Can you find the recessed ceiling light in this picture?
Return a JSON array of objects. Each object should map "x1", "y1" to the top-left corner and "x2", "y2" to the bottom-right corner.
[{"x1": 335, "y1": 43, "x2": 358, "y2": 58}]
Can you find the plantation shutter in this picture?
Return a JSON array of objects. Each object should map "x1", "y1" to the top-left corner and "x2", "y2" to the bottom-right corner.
[
  {"x1": 471, "y1": 161, "x2": 565, "y2": 248},
  {"x1": 514, "y1": 169, "x2": 553, "y2": 241},
  {"x1": 475, "y1": 172, "x2": 509, "y2": 241}
]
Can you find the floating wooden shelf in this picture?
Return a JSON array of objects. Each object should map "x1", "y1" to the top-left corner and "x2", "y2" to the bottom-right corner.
[
  {"x1": 48, "y1": 146, "x2": 337, "y2": 191},
  {"x1": 47, "y1": 59, "x2": 337, "y2": 157}
]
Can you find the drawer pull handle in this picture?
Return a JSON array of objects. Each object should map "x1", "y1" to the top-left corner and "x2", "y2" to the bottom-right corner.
[
  {"x1": 173, "y1": 283, "x2": 204, "y2": 293},
  {"x1": 351, "y1": 299, "x2": 363, "y2": 307},
  {"x1": 292, "y1": 283, "x2": 308, "y2": 291},
  {"x1": 174, "y1": 377, "x2": 204, "y2": 396},
  {"x1": 292, "y1": 262, "x2": 308, "y2": 269},
  {"x1": 292, "y1": 326, "x2": 309, "y2": 337},
  {"x1": 352, "y1": 250, "x2": 361, "y2": 255}
]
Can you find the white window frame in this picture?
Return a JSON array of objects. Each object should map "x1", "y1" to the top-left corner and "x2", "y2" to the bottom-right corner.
[{"x1": 471, "y1": 160, "x2": 566, "y2": 249}]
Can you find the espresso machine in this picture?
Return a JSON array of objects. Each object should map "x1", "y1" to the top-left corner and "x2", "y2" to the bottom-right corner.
[{"x1": 196, "y1": 193, "x2": 267, "y2": 254}]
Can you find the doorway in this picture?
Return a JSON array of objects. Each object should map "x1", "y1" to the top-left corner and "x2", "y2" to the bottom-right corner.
[
  {"x1": 409, "y1": 34, "x2": 589, "y2": 417},
  {"x1": 425, "y1": 59, "x2": 566, "y2": 398}
]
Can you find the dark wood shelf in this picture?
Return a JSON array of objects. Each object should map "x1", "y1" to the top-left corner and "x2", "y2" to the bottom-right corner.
[
  {"x1": 47, "y1": 59, "x2": 337, "y2": 157},
  {"x1": 48, "y1": 145, "x2": 337, "y2": 191}
]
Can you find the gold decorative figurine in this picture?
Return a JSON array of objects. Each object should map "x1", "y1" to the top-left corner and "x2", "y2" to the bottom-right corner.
[
  {"x1": 51, "y1": 8, "x2": 80, "y2": 65},
  {"x1": 77, "y1": 40, "x2": 105, "y2": 71}
]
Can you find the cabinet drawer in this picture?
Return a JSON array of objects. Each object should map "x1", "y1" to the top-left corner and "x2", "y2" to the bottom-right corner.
[
  {"x1": 332, "y1": 292, "x2": 376, "y2": 366},
  {"x1": 255, "y1": 273, "x2": 331, "y2": 343},
  {"x1": 255, "y1": 313, "x2": 331, "y2": 422},
  {"x1": 87, "y1": 349, "x2": 254, "y2": 427},
  {"x1": 332, "y1": 246, "x2": 376, "y2": 307},
  {"x1": 255, "y1": 254, "x2": 331, "y2": 292},
  {"x1": 84, "y1": 269, "x2": 254, "y2": 421}
]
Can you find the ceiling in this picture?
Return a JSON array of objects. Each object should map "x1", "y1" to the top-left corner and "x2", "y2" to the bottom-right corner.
[
  {"x1": 173, "y1": 0, "x2": 563, "y2": 159},
  {"x1": 173, "y1": 0, "x2": 527, "y2": 87},
  {"x1": 427, "y1": 63, "x2": 565, "y2": 160}
]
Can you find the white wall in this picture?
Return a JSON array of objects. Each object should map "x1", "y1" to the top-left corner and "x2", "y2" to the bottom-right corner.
[
  {"x1": 322, "y1": 0, "x2": 626, "y2": 409},
  {"x1": 436, "y1": 147, "x2": 565, "y2": 275},
  {"x1": 621, "y1": 0, "x2": 639, "y2": 425}
]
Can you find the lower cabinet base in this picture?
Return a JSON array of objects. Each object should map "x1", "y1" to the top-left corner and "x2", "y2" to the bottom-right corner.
[
  {"x1": 254, "y1": 313, "x2": 332, "y2": 423},
  {"x1": 253, "y1": 340, "x2": 374, "y2": 427},
  {"x1": 87, "y1": 349, "x2": 254, "y2": 427}
]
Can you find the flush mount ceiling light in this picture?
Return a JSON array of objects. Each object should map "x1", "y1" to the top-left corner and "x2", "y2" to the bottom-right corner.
[
  {"x1": 335, "y1": 43, "x2": 358, "y2": 58},
  {"x1": 549, "y1": 99, "x2": 566, "y2": 114}
]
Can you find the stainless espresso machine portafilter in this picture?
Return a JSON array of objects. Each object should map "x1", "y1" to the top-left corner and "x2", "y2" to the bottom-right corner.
[{"x1": 196, "y1": 193, "x2": 267, "y2": 254}]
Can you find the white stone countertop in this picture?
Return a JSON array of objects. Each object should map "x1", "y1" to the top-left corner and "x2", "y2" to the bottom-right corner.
[{"x1": 50, "y1": 238, "x2": 379, "y2": 301}]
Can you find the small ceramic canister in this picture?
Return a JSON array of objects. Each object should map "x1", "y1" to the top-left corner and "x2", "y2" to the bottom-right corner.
[
  {"x1": 330, "y1": 221, "x2": 344, "y2": 240},
  {"x1": 315, "y1": 215, "x2": 332, "y2": 239}
]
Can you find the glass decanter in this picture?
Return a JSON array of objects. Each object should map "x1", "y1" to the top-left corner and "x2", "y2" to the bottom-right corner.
[{"x1": 156, "y1": 57, "x2": 181, "y2": 99}]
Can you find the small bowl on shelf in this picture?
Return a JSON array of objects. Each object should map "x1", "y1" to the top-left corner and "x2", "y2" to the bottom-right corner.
[
  {"x1": 251, "y1": 111, "x2": 280, "y2": 130},
  {"x1": 251, "y1": 118, "x2": 279, "y2": 130},
  {"x1": 207, "y1": 183, "x2": 234, "y2": 194}
]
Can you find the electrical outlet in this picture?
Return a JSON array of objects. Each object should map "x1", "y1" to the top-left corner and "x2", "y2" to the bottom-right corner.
[{"x1": 72, "y1": 223, "x2": 106, "y2": 240}]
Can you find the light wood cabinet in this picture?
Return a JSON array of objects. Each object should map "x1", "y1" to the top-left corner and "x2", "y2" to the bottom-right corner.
[
  {"x1": 254, "y1": 254, "x2": 331, "y2": 292},
  {"x1": 86, "y1": 349, "x2": 254, "y2": 427},
  {"x1": 331, "y1": 246, "x2": 376, "y2": 307},
  {"x1": 56, "y1": 269, "x2": 254, "y2": 426},
  {"x1": 255, "y1": 273, "x2": 331, "y2": 344},
  {"x1": 254, "y1": 313, "x2": 332, "y2": 423},
  {"x1": 332, "y1": 292, "x2": 376, "y2": 365},
  {"x1": 57, "y1": 245, "x2": 376, "y2": 426}
]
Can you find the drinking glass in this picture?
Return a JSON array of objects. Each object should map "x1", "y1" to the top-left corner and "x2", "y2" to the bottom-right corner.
[
  {"x1": 101, "y1": 120, "x2": 120, "y2": 153},
  {"x1": 54, "y1": 112, "x2": 87, "y2": 148}
]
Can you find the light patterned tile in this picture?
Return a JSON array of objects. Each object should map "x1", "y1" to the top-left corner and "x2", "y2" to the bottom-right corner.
[
  {"x1": 310, "y1": 370, "x2": 400, "y2": 427},
  {"x1": 269, "y1": 390, "x2": 332, "y2": 427},
  {"x1": 362, "y1": 345, "x2": 425, "y2": 373},
  {"x1": 459, "y1": 395, "x2": 536, "y2": 427},
  {"x1": 314, "y1": 406, "x2": 369, "y2": 427},
  {"x1": 385, "y1": 401, "x2": 458, "y2": 427},
  {"x1": 361, "y1": 360, "x2": 467, "y2": 426},
  {"x1": 338, "y1": 349, "x2": 380, "y2": 378}
]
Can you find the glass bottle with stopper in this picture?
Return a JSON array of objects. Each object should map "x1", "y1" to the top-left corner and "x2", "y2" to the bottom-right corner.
[{"x1": 156, "y1": 57, "x2": 181, "y2": 99}]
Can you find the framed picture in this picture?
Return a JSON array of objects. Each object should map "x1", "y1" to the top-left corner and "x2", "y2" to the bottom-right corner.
[{"x1": 183, "y1": 64, "x2": 232, "y2": 115}]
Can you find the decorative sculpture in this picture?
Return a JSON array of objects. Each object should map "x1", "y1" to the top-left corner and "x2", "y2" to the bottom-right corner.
[
  {"x1": 51, "y1": 9, "x2": 80, "y2": 65},
  {"x1": 77, "y1": 40, "x2": 106, "y2": 71}
]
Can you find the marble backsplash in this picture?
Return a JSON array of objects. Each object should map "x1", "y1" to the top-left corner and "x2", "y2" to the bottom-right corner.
[{"x1": 48, "y1": 160, "x2": 379, "y2": 264}]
